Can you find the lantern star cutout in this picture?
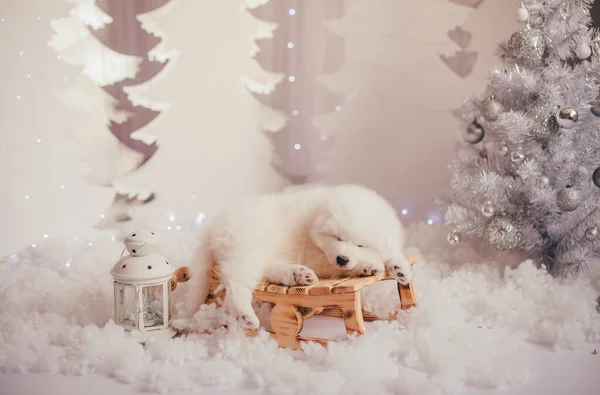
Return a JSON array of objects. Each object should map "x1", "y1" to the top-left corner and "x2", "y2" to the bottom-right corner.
[
  {"x1": 147, "y1": 265, "x2": 152, "y2": 270},
  {"x1": 122, "y1": 264, "x2": 127, "y2": 269}
]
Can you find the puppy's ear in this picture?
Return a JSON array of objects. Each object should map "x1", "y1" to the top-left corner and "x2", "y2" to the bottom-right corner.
[
  {"x1": 310, "y1": 211, "x2": 330, "y2": 245},
  {"x1": 313, "y1": 211, "x2": 327, "y2": 230}
]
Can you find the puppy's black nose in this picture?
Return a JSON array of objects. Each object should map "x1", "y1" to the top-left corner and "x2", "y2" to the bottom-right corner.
[{"x1": 336, "y1": 256, "x2": 349, "y2": 266}]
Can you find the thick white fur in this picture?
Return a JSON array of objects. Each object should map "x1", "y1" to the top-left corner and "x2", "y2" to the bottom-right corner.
[{"x1": 184, "y1": 184, "x2": 412, "y2": 329}]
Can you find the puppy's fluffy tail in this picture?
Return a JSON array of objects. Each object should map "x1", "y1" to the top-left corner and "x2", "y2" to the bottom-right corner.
[{"x1": 183, "y1": 227, "x2": 213, "y2": 317}]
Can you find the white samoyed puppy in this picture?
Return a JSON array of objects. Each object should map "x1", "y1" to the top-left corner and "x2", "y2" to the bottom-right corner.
[{"x1": 184, "y1": 184, "x2": 412, "y2": 329}]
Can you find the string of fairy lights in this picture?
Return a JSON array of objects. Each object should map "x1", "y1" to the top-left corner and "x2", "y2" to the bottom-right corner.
[
  {"x1": 282, "y1": 6, "x2": 439, "y2": 225},
  {"x1": 3, "y1": 4, "x2": 443, "y2": 262}
]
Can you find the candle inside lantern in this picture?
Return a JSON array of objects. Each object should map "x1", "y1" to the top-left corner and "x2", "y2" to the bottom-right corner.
[{"x1": 138, "y1": 285, "x2": 164, "y2": 327}]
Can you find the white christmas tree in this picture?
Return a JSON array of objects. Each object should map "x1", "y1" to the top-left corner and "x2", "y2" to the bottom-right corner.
[
  {"x1": 113, "y1": 0, "x2": 284, "y2": 231},
  {"x1": 442, "y1": 0, "x2": 600, "y2": 277},
  {"x1": 50, "y1": 0, "x2": 156, "y2": 227},
  {"x1": 0, "y1": 0, "x2": 114, "y2": 257}
]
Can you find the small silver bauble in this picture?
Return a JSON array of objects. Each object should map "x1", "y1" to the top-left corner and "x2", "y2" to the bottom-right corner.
[
  {"x1": 486, "y1": 215, "x2": 522, "y2": 250},
  {"x1": 593, "y1": 167, "x2": 600, "y2": 188},
  {"x1": 575, "y1": 43, "x2": 591, "y2": 60},
  {"x1": 517, "y1": 7, "x2": 529, "y2": 22},
  {"x1": 591, "y1": 97, "x2": 600, "y2": 117},
  {"x1": 481, "y1": 201, "x2": 495, "y2": 218},
  {"x1": 585, "y1": 226, "x2": 599, "y2": 241},
  {"x1": 498, "y1": 141, "x2": 509, "y2": 156},
  {"x1": 508, "y1": 28, "x2": 545, "y2": 67},
  {"x1": 556, "y1": 107, "x2": 578, "y2": 127},
  {"x1": 556, "y1": 186, "x2": 581, "y2": 212},
  {"x1": 536, "y1": 175, "x2": 550, "y2": 189},
  {"x1": 529, "y1": 105, "x2": 560, "y2": 141},
  {"x1": 447, "y1": 231, "x2": 461, "y2": 245},
  {"x1": 511, "y1": 146, "x2": 525, "y2": 164},
  {"x1": 481, "y1": 97, "x2": 504, "y2": 122},
  {"x1": 465, "y1": 118, "x2": 485, "y2": 144}
]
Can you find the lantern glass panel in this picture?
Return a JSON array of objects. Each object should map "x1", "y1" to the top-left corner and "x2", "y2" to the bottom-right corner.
[
  {"x1": 168, "y1": 286, "x2": 172, "y2": 318},
  {"x1": 115, "y1": 283, "x2": 137, "y2": 330},
  {"x1": 141, "y1": 284, "x2": 165, "y2": 329}
]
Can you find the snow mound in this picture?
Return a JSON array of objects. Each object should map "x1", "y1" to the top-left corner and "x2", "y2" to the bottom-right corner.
[{"x1": 0, "y1": 223, "x2": 598, "y2": 394}]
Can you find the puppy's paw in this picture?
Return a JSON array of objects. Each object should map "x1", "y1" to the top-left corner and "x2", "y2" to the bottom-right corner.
[
  {"x1": 239, "y1": 312, "x2": 260, "y2": 330},
  {"x1": 291, "y1": 265, "x2": 319, "y2": 286},
  {"x1": 354, "y1": 261, "x2": 385, "y2": 277},
  {"x1": 386, "y1": 257, "x2": 412, "y2": 285},
  {"x1": 265, "y1": 264, "x2": 319, "y2": 286}
]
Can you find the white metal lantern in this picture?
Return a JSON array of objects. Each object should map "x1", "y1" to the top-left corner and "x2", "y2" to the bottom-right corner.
[{"x1": 110, "y1": 229, "x2": 177, "y2": 342}]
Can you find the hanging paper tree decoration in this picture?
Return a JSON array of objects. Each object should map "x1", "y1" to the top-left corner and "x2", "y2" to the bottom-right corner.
[
  {"x1": 247, "y1": 1, "x2": 345, "y2": 184},
  {"x1": 86, "y1": 0, "x2": 172, "y2": 226},
  {"x1": 440, "y1": 26, "x2": 478, "y2": 79}
]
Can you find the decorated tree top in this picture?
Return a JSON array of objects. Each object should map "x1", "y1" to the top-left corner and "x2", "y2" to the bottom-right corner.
[{"x1": 442, "y1": 0, "x2": 600, "y2": 276}]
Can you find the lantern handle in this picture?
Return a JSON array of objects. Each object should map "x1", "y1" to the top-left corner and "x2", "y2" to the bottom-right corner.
[
  {"x1": 119, "y1": 241, "x2": 150, "y2": 260},
  {"x1": 135, "y1": 241, "x2": 150, "y2": 255}
]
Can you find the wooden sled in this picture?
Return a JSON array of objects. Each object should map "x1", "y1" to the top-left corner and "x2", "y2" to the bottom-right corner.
[{"x1": 205, "y1": 256, "x2": 418, "y2": 349}]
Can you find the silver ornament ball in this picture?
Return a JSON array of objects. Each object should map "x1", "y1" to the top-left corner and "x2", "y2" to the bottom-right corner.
[
  {"x1": 486, "y1": 215, "x2": 522, "y2": 250},
  {"x1": 481, "y1": 98, "x2": 504, "y2": 122},
  {"x1": 575, "y1": 43, "x2": 591, "y2": 60},
  {"x1": 591, "y1": 97, "x2": 600, "y2": 117},
  {"x1": 536, "y1": 175, "x2": 550, "y2": 189},
  {"x1": 447, "y1": 231, "x2": 461, "y2": 245},
  {"x1": 508, "y1": 28, "x2": 545, "y2": 67},
  {"x1": 517, "y1": 7, "x2": 529, "y2": 22},
  {"x1": 556, "y1": 107, "x2": 578, "y2": 127},
  {"x1": 556, "y1": 187, "x2": 581, "y2": 212},
  {"x1": 481, "y1": 201, "x2": 496, "y2": 218},
  {"x1": 585, "y1": 226, "x2": 599, "y2": 241},
  {"x1": 529, "y1": 105, "x2": 560, "y2": 141},
  {"x1": 464, "y1": 119, "x2": 485, "y2": 144},
  {"x1": 592, "y1": 167, "x2": 600, "y2": 188}
]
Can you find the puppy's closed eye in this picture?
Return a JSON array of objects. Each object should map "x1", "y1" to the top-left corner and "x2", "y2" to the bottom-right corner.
[
  {"x1": 357, "y1": 245, "x2": 363, "y2": 248},
  {"x1": 334, "y1": 236, "x2": 342, "y2": 241}
]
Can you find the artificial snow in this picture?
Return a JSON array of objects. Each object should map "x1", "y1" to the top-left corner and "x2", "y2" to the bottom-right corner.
[{"x1": 0, "y1": 223, "x2": 599, "y2": 395}]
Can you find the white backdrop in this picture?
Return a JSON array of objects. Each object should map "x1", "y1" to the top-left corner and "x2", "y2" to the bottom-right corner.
[
  {"x1": 0, "y1": 0, "x2": 519, "y2": 257},
  {"x1": 318, "y1": 0, "x2": 520, "y2": 223}
]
